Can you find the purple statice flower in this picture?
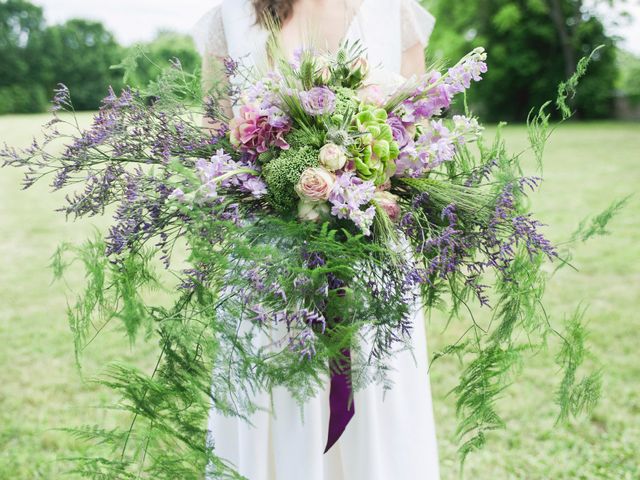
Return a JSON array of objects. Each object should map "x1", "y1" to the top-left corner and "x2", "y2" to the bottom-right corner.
[
  {"x1": 329, "y1": 171, "x2": 377, "y2": 235},
  {"x1": 300, "y1": 87, "x2": 336, "y2": 116},
  {"x1": 295, "y1": 328, "x2": 317, "y2": 360},
  {"x1": 169, "y1": 188, "x2": 186, "y2": 202},
  {"x1": 223, "y1": 56, "x2": 239, "y2": 77},
  {"x1": 51, "y1": 84, "x2": 71, "y2": 111},
  {"x1": 249, "y1": 304, "x2": 269, "y2": 324}
]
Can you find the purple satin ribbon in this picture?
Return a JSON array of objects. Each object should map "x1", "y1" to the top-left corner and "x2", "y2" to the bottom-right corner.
[{"x1": 324, "y1": 348, "x2": 355, "y2": 453}]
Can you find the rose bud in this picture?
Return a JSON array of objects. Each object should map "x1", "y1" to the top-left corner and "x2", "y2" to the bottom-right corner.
[
  {"x1": 298, "y1": 199, "x2": 330, "y2": 222},
  {"x1": 318, "y1": 143, "x2": 348, "y2": 172},
  {"x1": 317, "y1": 65, "x2": 332, "y2": 84},
  {"x1": 374, "y1": 191, "x2": 401, "y2": 222},
  {"x1": 351, "y1": 56, "x2": 369, "y2": 77}
]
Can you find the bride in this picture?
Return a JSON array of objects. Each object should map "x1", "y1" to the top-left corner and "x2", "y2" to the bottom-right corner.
[{"x1": 194, "y1": 1, "x2": 440, "y2": 478}]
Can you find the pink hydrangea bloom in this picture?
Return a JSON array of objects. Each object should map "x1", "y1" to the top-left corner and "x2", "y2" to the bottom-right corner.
[{"x1": 229, "y1": 104, "x2": 291, "y2": 155}]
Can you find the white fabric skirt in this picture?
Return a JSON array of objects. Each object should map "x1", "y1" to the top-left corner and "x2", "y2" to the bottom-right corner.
[{"x1": 208, "y1": 307, "x2": 440, "y2": 480}]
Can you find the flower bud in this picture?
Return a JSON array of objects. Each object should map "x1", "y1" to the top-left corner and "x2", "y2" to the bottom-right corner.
[
  {"x1": 374, "y1": 191, "x2": 401, "y2": 222},
  {"x1": 298, "y1": 199, "x2": 330, "y2": 222},
  {"x1": 318, "y1": 143, "x2": 348, "y2": 171}
]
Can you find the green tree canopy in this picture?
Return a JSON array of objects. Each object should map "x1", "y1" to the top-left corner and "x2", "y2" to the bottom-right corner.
[
  {"x1": 40, "y1": 19, "x2": 124, "y2": 111},
  {"x1": 0, "y1": 0, "x2": 49, "y2": 112},
  {"x1": 426, "y1": 0, "x2": 618, "y2": 120}
]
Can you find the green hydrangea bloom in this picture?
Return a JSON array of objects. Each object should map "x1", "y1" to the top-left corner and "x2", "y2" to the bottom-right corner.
[
  {"x1": 349, "y1": 106, "x2": 399, "y2": 185},
  {"x1": 263, "y1": 146, "x2": 320, "y2": 213}
]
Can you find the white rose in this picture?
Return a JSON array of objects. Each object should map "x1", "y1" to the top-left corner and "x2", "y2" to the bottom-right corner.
[
  {"x1": 295, "y1": 167, "x2": 336, "y2": 202},
  {"x1": 318, "y1": 143, "x2": 347, "y2": 171},
  {"x1": 298, "y1": 200, "x2": 330, "y2": 222}
]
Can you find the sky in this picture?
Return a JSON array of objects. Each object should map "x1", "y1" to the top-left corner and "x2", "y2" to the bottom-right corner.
[{"x1": 33, "y1": 0, "x2": 640, "y2": 54}]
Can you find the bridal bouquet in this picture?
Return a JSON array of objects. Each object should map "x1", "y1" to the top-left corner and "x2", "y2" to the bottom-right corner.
[{"x1": 2, "y1": 42, "x2": 607, "y2": 478}]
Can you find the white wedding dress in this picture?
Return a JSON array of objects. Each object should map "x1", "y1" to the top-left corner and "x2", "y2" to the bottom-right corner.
[{"x1": 194, "y1": 1, "x2": 440, "y2": 479}]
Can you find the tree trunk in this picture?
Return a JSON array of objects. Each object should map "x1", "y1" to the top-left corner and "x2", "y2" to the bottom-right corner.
[{"x1": 548, "y1": 0, "x2": 577, "y2": 77}]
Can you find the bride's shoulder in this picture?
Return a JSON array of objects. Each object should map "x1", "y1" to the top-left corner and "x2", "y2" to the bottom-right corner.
[{"x1": 398, "y1": 0, "x2": 436, "y2": 50}]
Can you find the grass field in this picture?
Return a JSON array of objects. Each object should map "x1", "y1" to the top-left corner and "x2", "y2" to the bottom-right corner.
[{"x1": 0, "y1": 114, "x2": 638, "y2": 479}]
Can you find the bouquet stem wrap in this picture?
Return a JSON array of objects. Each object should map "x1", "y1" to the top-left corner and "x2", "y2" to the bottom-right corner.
[
  {"x1": 325, "y1": 348, "x2": 355, "y2": 453},
  {"x1": 324, "y1": 274, "x2": 356, "y2": 452}
]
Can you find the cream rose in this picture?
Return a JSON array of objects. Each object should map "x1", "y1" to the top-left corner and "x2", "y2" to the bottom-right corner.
[
  {"x1": 374, "y1": 191, "x2": 401, "y2": 222},
  {"x1": 298, "y1": 200, "x2": 330, "y2": 222},
  {"x1": 318, "y1": 143, "x2": 347, "y2": 172},
  {"x1": 295, "y1": 167, "x2": 335, "y2": 202}
]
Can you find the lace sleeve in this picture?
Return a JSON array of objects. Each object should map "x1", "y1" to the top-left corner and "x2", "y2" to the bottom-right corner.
[
  {"x1": 401, "y1": 0, "x2": 436, "y2": 51},
  {"x1": 192, "y1": 5, "x2": 228, "y2": 58}
]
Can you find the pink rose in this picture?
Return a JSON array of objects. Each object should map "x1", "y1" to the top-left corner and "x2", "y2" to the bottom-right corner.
[
  {"x1": 374, "y1": 191, "x2": 401, "y2": 222},
  {"x1": 295, "y1": 167, "x2": 336, "y2": 202},
  {"x1": 319, "y1": 143, "x2": 347, "y2": 171}
]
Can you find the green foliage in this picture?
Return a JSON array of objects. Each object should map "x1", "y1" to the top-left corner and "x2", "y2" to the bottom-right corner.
[
  {"x1": 0, "y1": 0, "x2": 202, "y2": 114},
  {"x1": 616, "y1": 49, "x2": 640, "y2": 98},
  {"x1": 0, "y1": 0, "x2": 46, "y2": 87},
  {"x1": 0, "y1": 83, "x2": 47, "y2": 114},
  {"x1": 0, "y1": 0, "x2": 50, "y2": 113},
  {"x1": 263, "y1": 145, "x2": 320, "y2": 212},
  {"x1": 113, "y1": 31, "x2": 201, "y2": 91},
  {"x1": 425, "y1": 0, "x2": 618, "y2": 120},
  {"x1": 333, "y1": 86, "x2": 358, "y2": 119},
  {"x1": 40, "y1": 19, "x2": 124, "y2": 111},
  {"x1": 555, "y1": 307, "x2": 601, "y2": 423}
]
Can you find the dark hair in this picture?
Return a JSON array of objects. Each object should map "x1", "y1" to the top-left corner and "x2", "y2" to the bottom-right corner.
[{"x1": 252, "y1": 0, "x2": 297, "y2": 26}]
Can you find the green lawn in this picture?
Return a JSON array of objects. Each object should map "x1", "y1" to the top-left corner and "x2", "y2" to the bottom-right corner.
[{"x1": 0, "y1": 114, "x2": 638, "y2": 479}]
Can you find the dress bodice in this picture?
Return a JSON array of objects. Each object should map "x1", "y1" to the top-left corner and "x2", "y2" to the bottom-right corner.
[{"x1": 193, "y1": 0, "x2": 435, "y2": 78}]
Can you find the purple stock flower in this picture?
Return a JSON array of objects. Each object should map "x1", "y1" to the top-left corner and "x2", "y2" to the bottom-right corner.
[
  {"x1": 329, "y1": 172, "x2": 377, "y2": 235},
  {"x1": 446, "y1": 48, "x2": 488, "y2": 94}
]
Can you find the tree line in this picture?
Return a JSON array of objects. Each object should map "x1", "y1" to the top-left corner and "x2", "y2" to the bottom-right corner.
[
  {"x1": 0, "y1": 0, "x2": 636, "y2": 120},
  {"x1": 0, "y1": 0, "x2": 200, "y2": 114}
]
